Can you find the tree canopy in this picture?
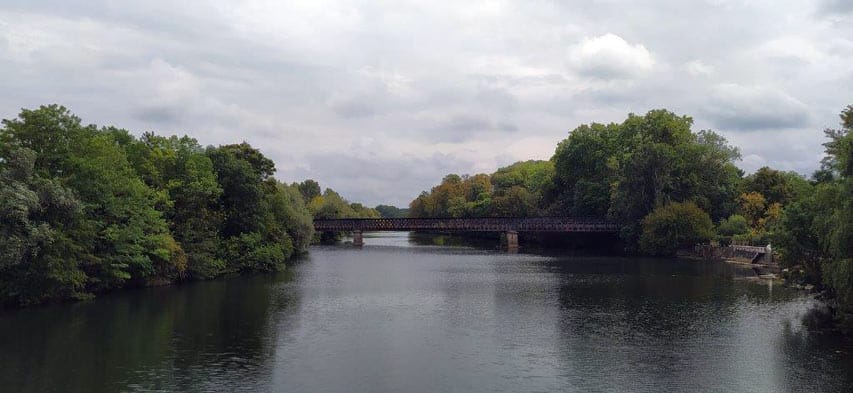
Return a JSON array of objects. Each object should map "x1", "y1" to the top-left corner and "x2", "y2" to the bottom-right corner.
[
  {"x1": 410, "y1": 109, "x2": 742, "y2": 254},
  {"x1": 0, "y1": 105, "x2": 316, "y2": 305}
]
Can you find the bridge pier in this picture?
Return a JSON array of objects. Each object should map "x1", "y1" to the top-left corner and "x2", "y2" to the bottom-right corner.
[
  {"x1": 505, "y1": 230, "x2": 518, "y2": 252},
  {"x1": 352, "y1": 230, "x2": 364, "y2": 247}
]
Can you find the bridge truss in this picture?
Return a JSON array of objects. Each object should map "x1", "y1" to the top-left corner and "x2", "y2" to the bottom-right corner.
[{"x1": 313, "y1": 217, "x2": 619, "y2": 233}]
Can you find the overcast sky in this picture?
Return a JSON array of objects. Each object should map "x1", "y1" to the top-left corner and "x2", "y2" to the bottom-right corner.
[{"x1": 1, "y1": 1, "x2": 852, "y2": 206}]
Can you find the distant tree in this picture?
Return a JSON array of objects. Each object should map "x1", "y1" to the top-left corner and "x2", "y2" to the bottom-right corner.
[
  {"x1": 639, "y1": 202, "x2": 715, "y2": 256},
  {"x1": 375, "y1": 205, "x2": 409, "y2": 218},
  {"x1": 742, "y1": 167, "x2": 810, "y2": 206},
  {"x1": 297, "y1": 179, "x2": 321, "y2": 202},
  {"x1": 738, "y1": 192, "x2": 767, "y2": 228},
  {"x1": 717, "y1": 214, "x2": 750, "y2": 237}
]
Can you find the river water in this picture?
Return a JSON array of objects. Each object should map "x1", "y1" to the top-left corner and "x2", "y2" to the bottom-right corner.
[{"x1": 1, "y1": 232, "x2": 852, "y2": 392}]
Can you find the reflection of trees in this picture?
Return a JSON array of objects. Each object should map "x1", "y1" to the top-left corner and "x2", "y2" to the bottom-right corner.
[
  {"x1": 776, "y1": 316, "x2": 853, "y2": 392},
  {"x1": 407, "y1": 232, "x2": 499, "y2": 248},
  {"x1": 0, "y1": 272, "x2": 301, "y2": 393},
  {"x1": 548, "y1": 257, "x2": 789, "y2": 390}
]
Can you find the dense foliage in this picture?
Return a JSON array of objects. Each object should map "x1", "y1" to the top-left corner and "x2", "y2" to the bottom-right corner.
[
  {"x1": 0, "y1": 105, "x2": 315, "y2": 306},
  {"x1": 639, "y1": 202, "x2": 715, "y2": 256},
  {"x1": 410, "y1": 110, "x2": 744, "y2": 254},
  {"x1": 773, "y1": 106, "x2": 853, "y2": 329},
  {"x1": 409, "y1": 160, "x2": 554, "y2": 218},
  {"x1": 375, "y1": 205, "x2": 409, "y2": 218},
  {"x1": 409, "y1": 105, "x2": 853, "y2": 329},
  {"x1": 292, "y1": 179, "x2": 380, "y2": 242}
]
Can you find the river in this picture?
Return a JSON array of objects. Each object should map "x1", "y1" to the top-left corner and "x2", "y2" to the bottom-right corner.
[{"x1": 1, "y1": 232, "x2": 852, "y2": 392}]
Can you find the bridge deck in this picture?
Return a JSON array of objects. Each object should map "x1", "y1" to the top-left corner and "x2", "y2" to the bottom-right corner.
[{"x1": 313, "y1": 217, "x2": 619, "y2": 233}]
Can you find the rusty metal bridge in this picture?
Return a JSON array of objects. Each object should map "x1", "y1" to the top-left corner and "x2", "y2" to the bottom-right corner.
[{"x1": 313, "y1": 217, "x2": 619, "y2": 248}]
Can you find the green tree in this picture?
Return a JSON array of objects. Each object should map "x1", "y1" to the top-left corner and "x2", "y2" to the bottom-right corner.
[
  {"x1": 375, "y1": 205, "x2": 409, "y2": 218},
  {"x1": 208, "y1": 143, "x2": 307, "y2": 272},
  {"x1": 742, "y1": 167, "x2": 811, "y2": 206},
  {"x1": 1, "y1": 105, "x2": 180, "y2": 292},
  {"x1": 0, "y1": 148, "x2": 86, "y2": 305},
  {"x1": 717, "y1": 214, "x2": 750, "y2": 245},
  {"x1": 297, "y1": 179, "x2": 321, "y2": 202},
  {"x1": 607, "y1": 110, "x2": 739, "y2": 250},
  {"x1": 119, "y1": 133, "x2": 226, "y2": 279},
  {"x1": 775, "y1": 105, "x2": 853, "y2": 328},
  {"x1": 550, "y1": 123, "x2": 619, "y2": 216},
  {"x1": 639, "y1": 202, "x2": 715, "y2": 256}
]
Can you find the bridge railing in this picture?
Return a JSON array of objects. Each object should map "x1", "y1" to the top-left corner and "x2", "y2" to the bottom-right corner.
[{"x1": 313, "y1": 217, "x2": 619, "y2": 233}]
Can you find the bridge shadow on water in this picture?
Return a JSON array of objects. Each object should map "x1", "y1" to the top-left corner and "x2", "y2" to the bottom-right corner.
[{"x1": 403, "y1": 231, "x2": 622, "y2": 255}]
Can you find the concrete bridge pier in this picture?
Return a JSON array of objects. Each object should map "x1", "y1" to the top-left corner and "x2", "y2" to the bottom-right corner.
[
  {"x1": 352, "y1": 230, "x2": 364, "y2": 247},
  {"x1": 505, "y1": 230, "x2": 518, "y2": 252}
]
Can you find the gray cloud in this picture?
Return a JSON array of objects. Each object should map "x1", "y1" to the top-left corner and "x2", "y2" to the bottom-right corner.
[
  {"x1": 703, "y1": 84, "x2": 811, "y2": 131},
  {"x1": 0, "y1": 1, "x2": 851, "y2": 206},
  {"x1": 819, "y1": 0, "x2": 853, "y2": 15},
  {"x1": 423, "y1": 114, "x2": 519, "y2": 143},
  {"x1": 332, "y1": 98, "x2": 376, "y2": 119},
  {"x1": 134, "y1": 106, "x2": 182, "y2": 124}
]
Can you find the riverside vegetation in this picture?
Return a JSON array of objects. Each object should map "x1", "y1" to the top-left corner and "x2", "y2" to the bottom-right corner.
[
  {"x1": 410, "y1": 106, "x2": 853, "y2": 331},
  {"x1": 1, "y1": 104, "x2": 851, "y2": 332},
  {"x1": 0, "y1": 105, "x2": 372, "y2": 306}
]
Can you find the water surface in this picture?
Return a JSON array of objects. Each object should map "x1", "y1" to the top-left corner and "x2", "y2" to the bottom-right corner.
[{"x1": 1, "y1": 232, "x2": 851, "y2": 392}]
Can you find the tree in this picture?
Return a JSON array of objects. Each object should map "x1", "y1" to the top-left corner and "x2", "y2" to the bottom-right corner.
[
  {"x1": 208, "y1": 144, "x2": 309, "y2": 272},
  {"x1": 119, "y1": 133, "x2": 225, "y2": 279},
  {"x1": 409, "y1": 109, "x2": 741, "y2": 252},
  {"x1": 717, "y1": 214, "x2": 750, "y2": 245},
  {"x1": 0, "y1": 147, "x2": 86, "y2": 305},
  {"x1": 297, "y1": 179, "x2": 321, "y2": 202},
  {"x1": 375, "y1": 205, "x2": 409, "y2": 218},
  {"x1": 1, "y1": 105, "x2": 181, "y2": 292},
  {"x1": 775, "y1": 104, "x2": 853, "y2": 329},
  {"x1": 550, "y1": 123, "x2": 619, "y2": 216},
  {"x1": 738, "y1": 192, "x2": 767, "y2": 228},
  {"x1": 607, "y1": 110, "x2": 738, "y2": 250},
  {"x1": 0, "y1": 104, "x2": 320, "y2": 305},
  {"x1": 490, "y1": 186, "x2": 537, "y2": 217},
  {"x1": 742, "y1": 167, "x2": 811, "y2": 206},
  {"x1": 639, "y1": 202, "x2": 715, "y2": 256},
  {"x1": 207, "y1": 143, "x2": 273, "y2": 238}
]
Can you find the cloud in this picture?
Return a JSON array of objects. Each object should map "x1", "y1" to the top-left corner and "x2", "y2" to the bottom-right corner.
[
  {"x1": 330, "y1": 96, "x2": 376, "y2": 119},
  {"x1": 704, "y1": 84, "x2": 811, "y2": 131},
  {"x1": 0, "y1": 1, "x2": 851, "y2": 205},
  {"x1": 423, "y1": 114, "x2": 518, "y2": 143},
  {"x1": 569, "y1": 34, "x2": 655, "y2": 79},
  {"x1": 683, "y1": 60, "x2": 714, "y2": 76},
  {"x1": 818, "y1": 0, "x2": 853, "y2": 15}
]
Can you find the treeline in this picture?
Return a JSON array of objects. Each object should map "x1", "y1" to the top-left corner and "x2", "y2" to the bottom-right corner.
[
  {"x1": 409, "y1": 160, "x2": 554, "y2": 218},
  {"x1": 410, "y1": 109, "x2": 807, "y2": 253},
  {"x1": 409, "y1": 106, "x2": 853, "y2": 329},
  {"x1": 773, "y1": 106, "x2": 853, "y2": 329},
  {"x1": 1, "y1": 105, "x2": 352, "y2": 306},
  {"x1": 293, "y1": 179, "x2": 380, "y2": 219},
  {"x1": 291, "y1": 178, "x2": 381, "y2": 243}
]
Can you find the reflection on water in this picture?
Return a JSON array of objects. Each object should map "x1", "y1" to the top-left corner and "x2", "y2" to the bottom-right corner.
[{"x1": 1, "y1": 232, "x2": 851, "y2": 392}]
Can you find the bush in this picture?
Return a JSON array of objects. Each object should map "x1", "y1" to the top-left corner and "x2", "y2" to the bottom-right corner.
[{"x1": 640, "y1": 202, "x2": 715, "y2": 256}]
